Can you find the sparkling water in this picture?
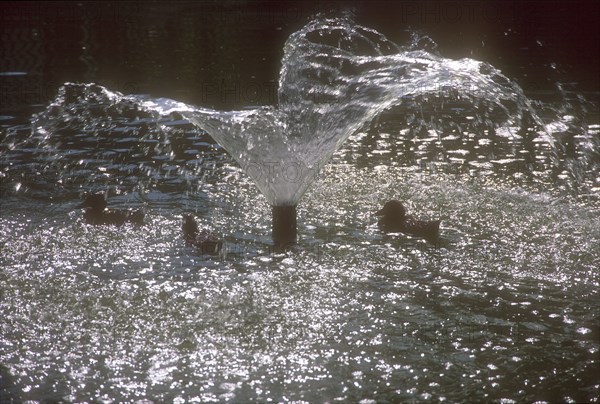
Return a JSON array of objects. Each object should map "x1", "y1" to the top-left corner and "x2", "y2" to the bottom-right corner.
[{"x1": 1, "y1": 15, "x2": 598, "y2": 403}]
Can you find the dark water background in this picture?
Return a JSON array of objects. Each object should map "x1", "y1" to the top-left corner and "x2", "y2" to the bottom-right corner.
[
  {"x1": 1, "y1": 1, "x2": 599, "y2": 114},
  {"x1": 1, "y1": 1, "x2": 599, "y2": 402}
]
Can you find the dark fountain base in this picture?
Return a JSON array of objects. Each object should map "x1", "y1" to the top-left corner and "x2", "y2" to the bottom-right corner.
[{"x1": 272, "y1": 205, "x2": 297, "y2": 246}]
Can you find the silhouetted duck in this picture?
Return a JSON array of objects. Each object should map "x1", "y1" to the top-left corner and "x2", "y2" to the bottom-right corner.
[
  {"x1": 183, "y1": 214, "x2": 223, "y2": 254},
  {"x1": 81, "y1": 193, "x2": 144, "y2": 225},
  {"x1": 376, "y1": 200, "x2": 441, "y2": 244}
]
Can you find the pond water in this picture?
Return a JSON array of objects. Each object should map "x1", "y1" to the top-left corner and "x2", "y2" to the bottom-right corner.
[{"x1": 1, "y1": 2, "x2": 599, "y2": 402}]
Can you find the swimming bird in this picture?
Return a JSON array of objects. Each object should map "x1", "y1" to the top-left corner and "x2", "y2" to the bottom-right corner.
[
  {"x1": 81, "y1": 193, "x2": 144, "y2": 225},
  {"x1": 182, "y1": 214, "x2": 223, "y2": 254},
  {"x1": 376, "y1": 200, "x2": 441, "y2": 244}
]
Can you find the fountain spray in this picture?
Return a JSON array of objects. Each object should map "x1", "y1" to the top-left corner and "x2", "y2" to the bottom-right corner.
[{"x1": 131, "y1": 17, "x2": 536, "y2": 246}]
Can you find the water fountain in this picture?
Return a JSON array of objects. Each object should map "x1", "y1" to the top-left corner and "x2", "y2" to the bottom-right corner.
[{"x1": 123, "y1": 16, "x2": 537, "y2": 244}]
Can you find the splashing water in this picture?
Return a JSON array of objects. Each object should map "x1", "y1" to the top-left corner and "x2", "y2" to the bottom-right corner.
[
  {"x1": 68, "y1": 16, "x2": 539, "y2": 206},
  {"x1": 18, "y1": 16, "x2": 591, "y2": 209}
]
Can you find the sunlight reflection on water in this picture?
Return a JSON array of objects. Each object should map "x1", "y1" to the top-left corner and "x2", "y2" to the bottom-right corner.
[{"x1": 1, "y1": 161, "x2": 599, "y2": 401}]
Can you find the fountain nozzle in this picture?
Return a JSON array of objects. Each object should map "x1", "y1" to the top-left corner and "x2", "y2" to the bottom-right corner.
[{"x1": 272, "y1": 205, "x2": 297, "y2": 245}]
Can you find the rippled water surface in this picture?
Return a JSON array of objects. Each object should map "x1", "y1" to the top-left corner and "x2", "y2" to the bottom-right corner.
[
  {"x1": 2, "y1": 7, "x2": 600, "y2": 404},
  {"x1": 2, "y1": 139, "x2": 599, "y2": 402}
]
